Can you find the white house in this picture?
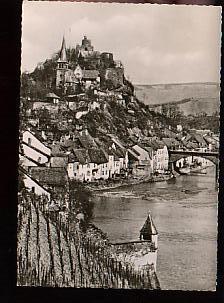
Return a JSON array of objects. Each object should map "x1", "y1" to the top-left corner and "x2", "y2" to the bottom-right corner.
[
  {"x1": 22, "y1": 143, "x2": 49, "y2": 165},
  {"x1": 132, "y1": 145, "x2": 151, "y2": 166},
  {"x1": 20, "y1": 169, "x2": 51, "y2": 199},
  {"x1": 19, "y1": 154, "x2": 38, "y2": 168},
  {"x1": 128, "y1": 145, "x2": 152, "y2": 177},
  {"x1": 67, "y1": 148, "x2": 109, "y2": 182},
  {"x1": 22, "y1": 130, "x2": 51, "y2": 156}
]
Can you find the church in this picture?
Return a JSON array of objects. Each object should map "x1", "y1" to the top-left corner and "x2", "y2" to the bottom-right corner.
[{"x1": 56, "y1": 36, "x2": 124, "y2": 94}]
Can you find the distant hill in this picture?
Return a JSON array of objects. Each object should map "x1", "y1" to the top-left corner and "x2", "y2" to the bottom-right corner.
[{"x1": 134, "y1": 83, "x2": 220, "y2": 115}]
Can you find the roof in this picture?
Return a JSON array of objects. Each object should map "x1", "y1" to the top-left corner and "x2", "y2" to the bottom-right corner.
[
  {"x1": 19, "y1": 166, "x2": 51, "y2": 195},
  {"x1": 204, "y1": 135, "x2": 218, "y2": 145},
  {"x1": 140, "y1": 212, "x2": 158, "y2": 236},
  {"x1": 181, "y1": 140, "x2": 198, "y2": 150},
  {"x1": 88, "y1": 148, "x2": 108, "y2": 164},
  {"x1": 162, "y1": 138, "x2": 180, "y2": 149},
  {"x1": 82, "y1": 70, "x2": 99, "y2": 80},
  {"x1": 72, "y1": 149, "x2": 91, "y2": 165},
  {"x1": 78, "y1": 133, "x2": 97, "y2": 149},
  {"x1": 94, "y1": 138, "x2": 120, "y2": 161},
  {"x1": 193, "y1": 134, "x2": 207, "y2": 146},
  {"x1": 51, "y1": 144, "x2": 66, "y2": 156},
  {"x1": 30, "y1": 167, "x2": 68, "y2": 187},
  {"x1": 58, "y1": 36, "x2": 67, "y2": 62},
  {"x1": 127, "y1": 148, "x2": 139, "y2": 161},
  {"x1": 46, "y1": 93, "x2": 60, "y2": 99},
  {"x1": 50, "y1": 156, "x2": 68, "y2": 168},
  {"x1": 142, "y1": 146, "x2": 153, "y2": 156}
]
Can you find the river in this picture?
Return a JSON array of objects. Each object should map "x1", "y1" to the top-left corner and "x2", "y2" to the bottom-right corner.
[{"x1": 92, "y1": 166, "x2": 218, "y2": 290}]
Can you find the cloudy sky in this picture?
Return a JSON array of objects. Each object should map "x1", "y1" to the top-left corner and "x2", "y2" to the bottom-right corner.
[{"x1": 22, "y1": 2, "x2": 221, "y2": 84}]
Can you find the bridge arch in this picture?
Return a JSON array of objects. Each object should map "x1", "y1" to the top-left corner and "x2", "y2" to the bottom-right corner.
[
  {"x1": 168, "y1": 150, "x2": 219, "y2": 183},
  {"x1": 169, "y1": 153, "x2": 218, "y2": 166}
]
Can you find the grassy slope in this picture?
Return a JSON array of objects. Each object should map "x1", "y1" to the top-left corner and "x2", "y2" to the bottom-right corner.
[{"x1": 134, "y1": 83, "x2": 220, "y2": 115}]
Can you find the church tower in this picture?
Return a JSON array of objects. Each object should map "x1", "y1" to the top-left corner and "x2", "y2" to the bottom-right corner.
[{"x1": 56, "y1": 36, "x2": 69, "y2": 89}]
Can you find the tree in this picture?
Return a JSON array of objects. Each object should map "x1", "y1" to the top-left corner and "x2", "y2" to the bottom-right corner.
[{"x1": 68, "y1": 180, "x2": 93, "y2": 224}]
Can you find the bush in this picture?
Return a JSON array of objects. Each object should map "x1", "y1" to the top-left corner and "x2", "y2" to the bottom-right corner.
[{"x1": 68, "y1": 180, "x2": 93, "y2": 223}]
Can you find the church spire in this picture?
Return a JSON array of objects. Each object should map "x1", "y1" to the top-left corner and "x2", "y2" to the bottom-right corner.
[{"x1": 59, "y1": 35, "x2": 67, "y2": 62}]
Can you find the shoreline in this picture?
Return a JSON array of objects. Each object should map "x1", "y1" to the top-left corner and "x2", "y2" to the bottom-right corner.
[{"x1": 86, "y1": 173, "x2": 175, "y2": 192}]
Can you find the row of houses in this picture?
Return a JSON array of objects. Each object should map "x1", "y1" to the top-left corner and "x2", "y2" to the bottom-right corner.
[{"x1": 19, "y1": 128, "x2": 219, "y2": 198}]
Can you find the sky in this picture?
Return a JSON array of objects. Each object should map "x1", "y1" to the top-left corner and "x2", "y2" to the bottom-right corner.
[{"x1": 21, "y1": 1, "x2": 221, "y2": 84}]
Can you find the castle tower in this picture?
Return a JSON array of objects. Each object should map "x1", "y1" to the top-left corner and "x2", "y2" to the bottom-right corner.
[
  {"x1": 56, "y1": 36, "x2": 69, "y2": 88},
  {"x1": 81, "y1": 35, "x2": 94, "y2": 52},
  {"x1": 140, "y1": 211, "x2": 158, "y2": 249}
]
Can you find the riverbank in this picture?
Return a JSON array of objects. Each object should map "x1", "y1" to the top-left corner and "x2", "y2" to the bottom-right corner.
[
  {"x1": 86, "y1": 173, "x2": 175, "y2": 192},
  {"x1": 92, "y1": 166, "x2": 217, "y2": 290}
]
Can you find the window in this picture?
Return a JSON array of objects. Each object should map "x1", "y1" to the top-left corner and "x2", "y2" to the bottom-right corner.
[{"x1": 28, "y1": 137, "x2": 31, "y2": 146}]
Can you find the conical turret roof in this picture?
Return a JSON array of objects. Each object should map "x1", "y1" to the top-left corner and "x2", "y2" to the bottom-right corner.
[
  {"x1": 58, "y1": 36, "x2": 67, "y2": 62},
  {"x1": 140, "y1": 212, "x2": 158, "y2": 236}
]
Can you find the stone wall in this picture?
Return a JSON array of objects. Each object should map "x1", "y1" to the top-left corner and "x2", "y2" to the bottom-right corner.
[
  {"x1": 111, "y1": 241, "x2": 157, "y2": 270},
  {"x1": 101, "y1": 67, "x2": 124, "y2": 89}
]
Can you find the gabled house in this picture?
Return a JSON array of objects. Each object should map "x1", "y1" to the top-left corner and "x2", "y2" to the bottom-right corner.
[
  {"x1": 111, "y1": 137, "x2": 129, "y2": 171},
  {"x1": 183, "y1": 133, "x2": 208, "y2": 151},
  {"x1": 67, "y1": 149, "x2": 90, "y2": 181},
  {"x1": 67, "y1": 148, "x2": 108, "y2": 182},
  {"x1": 143, "y1": 139, "x2": 169, "y2": 174},
  {"x1": 19, "y1": 167, "x2": 51, "y2": 199},
  {"x1": 29, "y1": 167, "x2": 68, "y2": 192},
  {"x1": 46, "y1": 93, "x2": 60, "y2": 104},
  {"x1": 162, "y1": 137, "x2": 183, "y2": 151},
  {"x1": 128, "y1": 145, "x2": 152, "y2": 177},
  {"x1": 21, "y1": 130, "x2": 51, "y2": 165}
]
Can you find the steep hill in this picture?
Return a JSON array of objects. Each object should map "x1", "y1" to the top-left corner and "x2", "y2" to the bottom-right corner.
[
  {"x1": 134, "y1": 83, "x2": 220, "y2": 115},
  {"x1": 17, "y1": 192, "x2": 159, "y2": 288}
]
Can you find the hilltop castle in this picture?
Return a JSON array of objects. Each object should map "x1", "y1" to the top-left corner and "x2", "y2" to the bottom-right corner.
[{"x1": 56, "y1": 36, "x2": 124, "y2": 94}]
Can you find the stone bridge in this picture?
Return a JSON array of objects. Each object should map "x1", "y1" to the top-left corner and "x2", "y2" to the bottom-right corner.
[
  {"x1": 168, "y1": 149, "x2": 219, "y2": 182},
  {"x1": 169, "y1": 150, "x2": 219, "y2": 165}
]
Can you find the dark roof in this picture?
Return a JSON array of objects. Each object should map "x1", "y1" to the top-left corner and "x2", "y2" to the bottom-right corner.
[
  {"x1": 162, "y1": 138, "x2": 180, "y2": 148},
  {"x1": 127, "y1": 148, "x2": 139, "y2": 160},
  {"x1": 72, "y1": 149, "x2": 91, "y2": 165},
  {"x1": 140, "y1": 213, "x2": 157, "y2": 236},
  {"x1": 82, "y1": 70, "x2": 99, "y2": 80},
  {"x1": 51, "y1": 144, "x2": 66, "y2": 156},
  {"x1": 183, "y1": 140, "x2": 198, "y2": 150},
  {"x1": 50, "y1": 156, "x2": 68, "y2": 168},
  {"x1": 19, "y1": 166, "x2": 51, "y2": 194},
  {"x1": 30, "y1": 167, "x2": 68, "y2": 187},
  {"x1": 193, "y1": 134, "x2": 207, "y2": 146},
  {"x1": 88, "y1": 148, "x2": 108, "y2": 164},
  {"x1": 78, "y1": 133, "x2": 97, "y2": 149},
  {"x1": 61, "y1": 140, "x2": 76, "y2": 149}
]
